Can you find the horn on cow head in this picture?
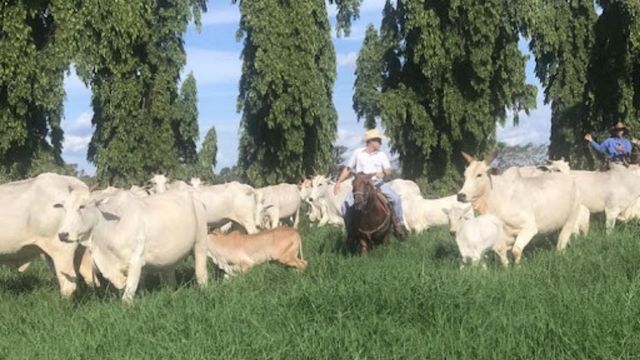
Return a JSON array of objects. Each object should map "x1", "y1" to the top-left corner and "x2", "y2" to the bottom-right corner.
[
  {"x1": 484, "y1": 151, "x2": 497, "y2": 165},
  {"x1": 461, "y1": 152, "x2": 475, "y2": 164}
]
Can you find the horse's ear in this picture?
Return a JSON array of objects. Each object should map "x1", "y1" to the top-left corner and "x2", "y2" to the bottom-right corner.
[{"x1": 461, "y1": 152, "x2": 475, "y2": 164}]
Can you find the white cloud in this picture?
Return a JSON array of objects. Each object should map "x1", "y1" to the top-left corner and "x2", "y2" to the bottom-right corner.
[
  {"x1": 184, "y1": 48, "x2": 241, "y2": 85},
  {"x1": 64, "y1": 134, "x2": 92, "y2": 154},
  {"x1": 337, "y1": 51, "x2": 358, "y2": 68},
  {"x1": 200, "y1": 6, "x2": 240, "y2": 26},
  {"x1": 64, "y1": 112, "x2": 93, "y2": 133},
  {"x1": 497, "y1": 89, "x2": 551, "y2": 146}
]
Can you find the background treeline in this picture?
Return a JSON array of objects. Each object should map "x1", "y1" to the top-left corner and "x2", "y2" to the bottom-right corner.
[{"x1": 1, "y1": 1, "x2": 639, "y2": 193}]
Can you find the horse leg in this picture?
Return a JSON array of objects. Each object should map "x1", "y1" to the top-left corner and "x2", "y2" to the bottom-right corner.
[{"x1": 359, "y1": 239, "x2": 368, "y2": 255}]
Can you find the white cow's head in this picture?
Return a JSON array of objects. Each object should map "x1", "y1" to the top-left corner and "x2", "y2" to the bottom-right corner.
[
  {"x1": 190, "y1": 177, "x2": 202, "y2": 188},
  {"x1": 308, "y1": 175, "x2": 332, "y2": 203},
  {"x1": 150, "y1": 174, "x2": 168, "y2": 193},
  {"x1": 457, "y1": 152, "x2": 497, "y2": 203},
  {"x1": 444, "y1": 206, "x2": 474, "y2": 234},
  {"x1": 54, "y1": 188, "x2": 99, "y2": 243},
  {"x1": 546, "y1": 159, "x2": 571, "y2": 174}
]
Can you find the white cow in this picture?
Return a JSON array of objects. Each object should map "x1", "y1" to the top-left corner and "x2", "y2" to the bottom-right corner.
[
  {"x1": 504, "y1": 163, "x2": 590, "y2": 236},
  {"x1": 388, "y1": 179, "x2": 421, "y2": 198},
  {"x1": 256, "y1": 184, "x2": 302, "y2": 229},
  {"x1": 0, "y1": 173, "x2": 91, "y2": 296},
  {"x1": 190, "y1": 177, "x2": 202, "y2": 188},
  {"x1": 402, "y1": 194, "x2": 471, "y2": 233},
  {"x1": 306, "y1": 175, "x2": 353, "y2": 226},
  {"x1": 56, "y1": 188, "x2": 209, "y2": 303},
  {"x1": 445, "y1": 206, "x2": 510, "y2": 267},
  {"x1": 194, "y1": 182, "x2": 260, "y2": 234},
  {"x1": 458, "y1": 152, "x2": 581, "y2": 263},
  {"x1": 548, "y1": 162, "x2": 640, "y2": 233}
]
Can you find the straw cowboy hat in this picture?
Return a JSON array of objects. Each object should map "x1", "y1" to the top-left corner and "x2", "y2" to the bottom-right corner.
[
  {"x1": 364, "y1": 129, "x2": 387, "y2": 142},
  {"x1": 610, "y1": 121, "x2": 629, "y2": 134}
]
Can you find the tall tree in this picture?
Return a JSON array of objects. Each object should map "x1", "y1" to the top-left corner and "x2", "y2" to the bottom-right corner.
[
  {"x1": 74, "y1": 0, "x2": 206, "y2": 186},
  {"x1": 356, "y1": 0, "x2": 536, "y2": 193},
  {"x1": 589, "y1": 0, "x2": 640, "y2": 135},
  {"x1": 525, "y1": 0, "x2": 596, "y2": 167},
  {"x1": 175, "y1": 72, "x2": 199, "y2": 165},
  {"x1": 236, "y1": 0, "x2": 337, "y2": 186},
  {"x1": 353, "y1": 24, "x2": 382, "y2": 129},
  {"x1": 198, "y1": 126, "x2": 217, "y2": 182},
  {"x1": 0, "y1": 1, "x2": 75, "y2": 179}
]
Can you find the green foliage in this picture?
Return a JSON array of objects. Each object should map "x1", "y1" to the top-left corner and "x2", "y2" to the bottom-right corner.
[
  {"x1": 2, "y1": 223, "x2": 640, "y2": 358},
  {"x1": 197, "y1": 126, "x2": 217, "y2": 182},
  {"x1": 174, "y1": 72, "x2": 199, "y2": 165},
  {"x1": 589, "y1": 1, "x2": 640, "y2": 135},
  {"x1": 236, "y1": 0, "x2": 337, "y2": 186},
  {"x1": 353, "y1": 24, "x2": 382, "y2": 129},
  {"x1": 74, "y1": 0, "x2": 206, "y2": 186},
  {"x1": 0, "y1": 0, "x2": 76, "y2": 180},
  {"x1": 525, "y1": 0, "x2": 596, "y2": 168},
  {"x1": 356, "y1": 0, "x2": 536, "y2": 193},
  {"x1": 328, "y1": 0, "x2": 364, "y2": 37}
]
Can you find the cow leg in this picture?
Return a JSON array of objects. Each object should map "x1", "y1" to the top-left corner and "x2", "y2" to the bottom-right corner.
[
  {"x1": 74, "y1": 245, "x2": 96, "y2": 288},
  {"x1": 605, "y1": 207, "x2": 621, "y2": 235},
  {"x1": 122, "y1": 233, "x2": 145, "y2": 304},
  {"x1": 511, "y1": 226, "x2": 538, "y2": 264},
  {"x1": 36, "y1": 238, "x2": 79, "y2": 297},
  {"x1": 122, "y1": 259, "x2": 143, "y2": 304},
  {"x1": 293, "y1": 207, "x2": 300, "y2": 229},
  {"x1": 159, "y1": 268, "x2": 177, "y2": 289},
  {"x1": 193, "y1": 238, "x2": 209, "y2": 288},
  {"x1": 556, "y1": 225, "x2": 573, "y2": 251}
]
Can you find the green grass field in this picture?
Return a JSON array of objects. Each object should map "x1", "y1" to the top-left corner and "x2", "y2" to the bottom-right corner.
[{"x1": 1, "y1": 221, "x2": 640, "y2": 359}]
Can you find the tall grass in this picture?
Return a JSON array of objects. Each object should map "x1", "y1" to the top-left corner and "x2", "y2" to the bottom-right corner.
[{"x1": 1, "y1": 222, "x2": 639, "y2": 359}]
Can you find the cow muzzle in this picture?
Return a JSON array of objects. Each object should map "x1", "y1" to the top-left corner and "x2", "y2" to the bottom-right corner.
[{"x1": 457, "y1": 193, "x2": 467, "y2": 203}]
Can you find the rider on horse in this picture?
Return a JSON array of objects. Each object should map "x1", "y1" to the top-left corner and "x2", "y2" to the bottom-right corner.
[{"x1": 334, "y1": 129, "x2": 408, "y2": 239}]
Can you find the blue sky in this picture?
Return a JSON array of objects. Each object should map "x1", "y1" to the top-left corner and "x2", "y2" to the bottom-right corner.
[{"x1": 60, "y1": 0, "x2": 550, "y2": 175}]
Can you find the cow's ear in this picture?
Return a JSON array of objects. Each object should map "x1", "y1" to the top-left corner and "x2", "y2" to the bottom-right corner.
[
  {"x1": 536, "y1": 165, "x2": 551, "y2": 172},
  {"x1": 461, "y1": 152, "x2": 475, "y2": 164},
  {"x1": 487, "y1": 167, "x2": 501, "y2": 176},
  {"x1": 53, "y1": 203, "x2": 63, "y2": 209},
  {"x1": 484, "y1": 151, "x2": 497, "y2": 165},
  {"x1": 100, "y1": 210, "x2": 120, "y2": 222}
]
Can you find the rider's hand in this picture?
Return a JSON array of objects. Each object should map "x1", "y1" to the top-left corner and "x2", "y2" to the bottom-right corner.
[
  {"x1": 584, "y1": 133, "x2": 593, "y2": 142},
  {"x1": 333, "y1": 182, "x2": 340, "y2": 195}
]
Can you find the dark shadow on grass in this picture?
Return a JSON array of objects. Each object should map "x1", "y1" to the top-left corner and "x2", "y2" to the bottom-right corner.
[{"x1": 0, "y1": 272, "x2": 48, "y2": 295}]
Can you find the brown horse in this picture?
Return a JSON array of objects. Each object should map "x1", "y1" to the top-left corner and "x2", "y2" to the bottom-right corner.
[{"x1": 347, "y1": 173, "x2": 393, "y2": 255}]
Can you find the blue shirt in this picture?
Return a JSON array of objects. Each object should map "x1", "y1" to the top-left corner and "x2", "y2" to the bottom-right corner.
[{"x1": 590, "y1": 136, "x2": 632, "y2": 161}]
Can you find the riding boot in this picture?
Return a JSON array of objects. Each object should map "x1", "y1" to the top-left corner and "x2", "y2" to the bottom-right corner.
[{"x1": 390, "y1": 211, "x2": 408, "y2": 240}]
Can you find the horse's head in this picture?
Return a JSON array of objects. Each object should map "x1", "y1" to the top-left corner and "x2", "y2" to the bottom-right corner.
[{"x1": 352, "y1": 173, "x2": 376, "y2": 211}]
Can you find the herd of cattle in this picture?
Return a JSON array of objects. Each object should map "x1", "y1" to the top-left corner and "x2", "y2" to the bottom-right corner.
[{"x1": 3, "y1": 153, "x2": 640, "y2": 302}]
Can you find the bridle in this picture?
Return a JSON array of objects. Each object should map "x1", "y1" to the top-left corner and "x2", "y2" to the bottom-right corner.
[{"x1": 352, "y1": 182, "x2": 391, "y2": 240}]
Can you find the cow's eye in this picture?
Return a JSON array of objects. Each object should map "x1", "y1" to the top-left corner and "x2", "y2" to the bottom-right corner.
[
  {"x1": 79, "y1": 205, "x2": 86, "y2": 210},
  {"x1": 476, "y1": 174, "x2": 482, "y2": 178}
]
